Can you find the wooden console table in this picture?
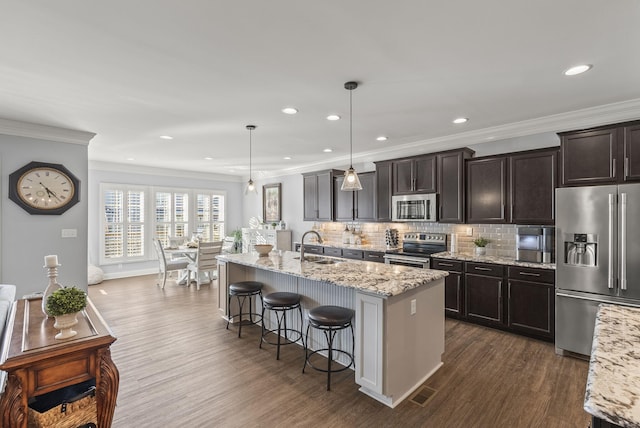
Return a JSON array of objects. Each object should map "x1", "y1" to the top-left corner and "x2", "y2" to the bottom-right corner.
[{"x1": 0, "y1": 297, "x2": 119, "y2": 427}]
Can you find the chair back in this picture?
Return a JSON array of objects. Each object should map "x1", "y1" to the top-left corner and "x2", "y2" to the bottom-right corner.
[
  {"x1": 153, "y1": 238, "x2": 168, "y2": 270},
  {"x1": 195, "y1": 241, "x2": 223, "y2": 271}
]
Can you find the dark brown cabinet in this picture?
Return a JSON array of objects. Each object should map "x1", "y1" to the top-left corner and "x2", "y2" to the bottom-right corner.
[
  {"x1": 466, "y1": 156, "x2": 508, "y2": 223},
  {"x1": 334, "y1": 171, "x2": 376, "y2": 221},
  {"x1": 437, "y1": 149, "x2": 474, "y2": 223},
  {"x1": 303, "y1": 169, "x2": 342, "y2": 221},
  {"x1": 392, "y1": 155, "x2": 437, "y2": 195},
  {"x1": 559, "y1": 121, "x2": 640, "y2": 186},
  {"x1": 432, "y1": 258, "x2": 464, "y2": 317},
  {"x1": 364, "y1": 251, "x2": 385, "y2": 263},
  {"x1": 374, "y1": 161, "x2": 392, "y2": 221},
  {"x1": 341, "y1": 248, "x2": 364, "y2": 260},
  {"x1": 465, "y1": 262, "x2": 504, "y2": 325},
  {"x1": 507, "y1": 267, "x2": 554, "y2": 340},
  {"x1": 509, "y1": 149, "x2": 558, "y2": 224},
  {"x1": 467, "y1": 148, "x2": 558, "y2": 224}
]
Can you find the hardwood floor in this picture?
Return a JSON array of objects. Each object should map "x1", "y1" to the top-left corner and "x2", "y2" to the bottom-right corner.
[{"x1": 88, "y1": 275, "x2": 592, "y2": 428}]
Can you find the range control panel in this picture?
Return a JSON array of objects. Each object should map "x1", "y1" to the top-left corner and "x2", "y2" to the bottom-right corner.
[{"x1": 402, "y1": 232, "x2": 447, "y2": 244}]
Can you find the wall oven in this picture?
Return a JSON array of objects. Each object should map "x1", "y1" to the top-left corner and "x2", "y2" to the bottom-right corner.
[
  {"x1": 384, "y1": 232, "x2": 447, "y2": 269},
  {"x1": 391, "y1": 194, "x2": 437, "y2": 222}
]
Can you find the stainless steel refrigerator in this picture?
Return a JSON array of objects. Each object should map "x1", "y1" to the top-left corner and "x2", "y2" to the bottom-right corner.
[{"x1": 556, "y1": 184, "x2": 640, "y2": 356}]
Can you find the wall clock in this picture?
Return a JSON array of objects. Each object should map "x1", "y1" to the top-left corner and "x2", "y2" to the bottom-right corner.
[{"x1": 8, "y1": 161, "x2": 80, "y2": 215}]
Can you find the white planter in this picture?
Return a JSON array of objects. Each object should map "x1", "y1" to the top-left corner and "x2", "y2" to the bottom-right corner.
[
  {"x1": 475, "y1": 247, "x2": 486, "y2": 256},
  {"x1": 53, "y1": 312, "x2": 79, "y2": 340}
]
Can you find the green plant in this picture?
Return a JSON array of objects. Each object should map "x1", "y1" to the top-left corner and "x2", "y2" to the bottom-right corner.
[
  {"x1": 46, "y1": 286, "x2": 87, "y2": 316},
  {"x1": 230, "y1": 228, "x2": 242, "y2": 242},
  {"x1": 473, "y1": 236, "x2": 490, "y2": 247}
]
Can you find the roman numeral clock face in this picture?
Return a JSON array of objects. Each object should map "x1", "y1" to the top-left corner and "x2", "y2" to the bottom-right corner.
[{"x1": 9, "y1": 161, "x2": 80, "y2": 215}]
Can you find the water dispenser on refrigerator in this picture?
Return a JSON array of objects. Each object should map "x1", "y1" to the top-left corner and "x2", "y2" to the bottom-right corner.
[{"x1": 563, "y1": 233, "x2": 597, "y2": 267}]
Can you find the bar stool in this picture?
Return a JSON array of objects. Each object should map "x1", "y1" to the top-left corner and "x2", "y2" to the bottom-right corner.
[
  {"x1": 260, "y1": 292, "x2": 304, "y2": 360},
  {"x1": 226, "y1": 281, "x2": 263, "y2": 338},
  {"x1": 303, "y1": 305, "x2": 355, "y2": 391}
]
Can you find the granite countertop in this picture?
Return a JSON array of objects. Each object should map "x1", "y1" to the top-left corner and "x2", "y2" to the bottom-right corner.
[
  {"x1": 430, "y1": 251, "x2": 556, "y2": 270},
  {"x1": 217, "y1": 251, "x2": 447, "y2": 297},
  {"x1": 293, "y1": 241, "x2": 393, "y2": 253},
  {"x1": 585, "y1": 304, "x2": 640, "y2": 427}
]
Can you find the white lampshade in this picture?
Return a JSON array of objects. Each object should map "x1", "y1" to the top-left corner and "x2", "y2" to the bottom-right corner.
[{"x1": 341, "y1": 167, "x2": 362, "y2": 191}]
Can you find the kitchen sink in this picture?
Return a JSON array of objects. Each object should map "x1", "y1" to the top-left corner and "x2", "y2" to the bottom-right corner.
[{"x1": 293, "y1": 255, "x2": 340, "y2": 264}]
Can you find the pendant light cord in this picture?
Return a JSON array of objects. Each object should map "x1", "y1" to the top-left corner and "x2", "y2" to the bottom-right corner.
[
  {"x1": 349, "y1": 88, "x2": 353, "y2": 168},
  {"x1": 249, "y1": 127, "x2": 252, "y2": 180}
]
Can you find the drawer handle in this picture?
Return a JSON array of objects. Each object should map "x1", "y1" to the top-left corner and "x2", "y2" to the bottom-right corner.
[
  {"x1": 474, "y1": 267, "x2": 492, "y2": 271},
  {"x1": 519, "y1": 272, "x2": 541, "y2": 277},
  {"x1": 438, "y1": 262, "x2": 454, "y2": 267}
]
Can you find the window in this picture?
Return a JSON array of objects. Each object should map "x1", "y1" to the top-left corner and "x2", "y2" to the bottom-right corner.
[{"x1": 100, "y1": 184, "x2": 226, "y2": 264}]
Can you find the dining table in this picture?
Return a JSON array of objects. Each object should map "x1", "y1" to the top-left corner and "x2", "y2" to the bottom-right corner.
[{"x1": 163, "y1": 245, "x2": 209, "y2": 286}]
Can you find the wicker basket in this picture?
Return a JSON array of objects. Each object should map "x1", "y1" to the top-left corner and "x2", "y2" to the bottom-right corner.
[{"x1": 28, "y1": 391, "x2": 97, "y2": 428}]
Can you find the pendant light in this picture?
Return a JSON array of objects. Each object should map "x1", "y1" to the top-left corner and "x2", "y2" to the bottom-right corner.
[
  {"x1": 245, "y1": 125, "x2": 258, "y2": 195},
  {"x1": 341, "y1": 81, "x2": 363, "y2": 191}
]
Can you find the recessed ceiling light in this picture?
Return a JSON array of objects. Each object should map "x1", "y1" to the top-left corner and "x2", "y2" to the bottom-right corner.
[
  {"x1": 453, "y1": 117, "x2": 468, "y2": 124},
  {"x1": 126, "y1": 157, "x2": 135, "y2": 161},
  {"x1": 376, "y1": 136, "x2": 388, "y2": 141},
  {"x1": 159, "y1": 135, "x2": 173, "y2": 140},
  {"x1": 323, "y1": 148, "x2": 333, "y2": 153},
  {"x1": 283, "y1": 156, "x2": 292, "y2": 160},
  {"x1": 204, "y1": 157, "x2": 213, "y2": 160},
  {"x1": 282, "y1": 107, "x2": 298, "y2": 115},
  {"x1": 564, "y1": 64, "x2": 592, "y2": 76},
  {"x1": 327, "y1": 115, "x2": 340, "y2": 121}
]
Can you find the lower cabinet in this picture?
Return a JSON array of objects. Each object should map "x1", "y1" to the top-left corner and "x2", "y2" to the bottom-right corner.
[{"x1": 433, "y1": 258, "x2": 555, "y2": 341}]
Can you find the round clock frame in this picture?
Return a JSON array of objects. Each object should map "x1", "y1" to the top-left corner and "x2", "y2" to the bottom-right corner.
[{"x1": 8, "y1": 161, "x2": 81, "y2": 215}]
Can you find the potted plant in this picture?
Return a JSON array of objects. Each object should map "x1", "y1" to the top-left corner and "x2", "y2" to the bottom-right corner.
[
  {"x1": 230, "y1": 229, "x2": 243, "y2": 253},
  {"x1": 46, "y1": 286, "x2": 87, "y2": 340},
  {"x1": 473, "y1": 236, "x2": 490, "y2": 256}
]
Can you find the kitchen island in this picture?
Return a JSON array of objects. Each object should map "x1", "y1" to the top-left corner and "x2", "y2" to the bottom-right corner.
[
  {"x1": 585, "y1": 304, "x2": 640, "y2": 427},
  {"x1": 216, "y1": 251, "x2": 448, "y2": 408}
]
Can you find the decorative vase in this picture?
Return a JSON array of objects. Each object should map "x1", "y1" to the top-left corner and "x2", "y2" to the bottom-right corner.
[
  {"x1": 53, "y1": 312, "x2": 79, "y2": 340},
  {"x1": 42, "y1": 264, "x2": 62, "y2": 318},
  {"x1": 475, "y1": 247, "x2": 486, "y2": 256}
]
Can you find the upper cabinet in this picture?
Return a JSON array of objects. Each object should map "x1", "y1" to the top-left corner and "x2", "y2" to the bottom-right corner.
[
  {"x1": 437, "y1": 149, "x2": 474, "y2": 223},
  {"x1": 392, "y1": 155, "x2": 437, "y2": 195},
  {"x1": 467, "y1": 148, "x2": 558, "y2": 225},
  {"x1": 334, "y1": 172, "x2": 376, "y2": 222},
  {"x1": 303, "y1": 169, "x2": 342, "y2": 221},
  {"x1": 559, "y1": 121, "x2": 640, "y2": 186},
  {"x1": 374, "y1": 161, "x2": 392, "y2": 222}
]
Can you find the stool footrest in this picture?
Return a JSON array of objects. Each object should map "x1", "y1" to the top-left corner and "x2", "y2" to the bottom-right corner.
[
  {"x1": 305, "y1": 348, "x2": 354, "y2": 373},
  {"x1": 260, "y1": 328, "x2": 303, "y2": 347}
]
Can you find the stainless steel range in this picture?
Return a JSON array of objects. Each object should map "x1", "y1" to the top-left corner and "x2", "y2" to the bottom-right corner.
[{"x1": 384, "y1": 232, "x2": 447, "y2": 268}]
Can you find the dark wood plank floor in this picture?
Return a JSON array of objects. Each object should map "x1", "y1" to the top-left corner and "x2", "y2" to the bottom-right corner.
[{"x1": 88, "y1": 275, "x2": 591, "y2": 428}]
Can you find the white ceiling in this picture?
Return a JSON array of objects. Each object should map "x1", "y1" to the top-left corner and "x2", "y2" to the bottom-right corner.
[{"x1": 2, "y1": 1, "x2": 640, "y2": 178}]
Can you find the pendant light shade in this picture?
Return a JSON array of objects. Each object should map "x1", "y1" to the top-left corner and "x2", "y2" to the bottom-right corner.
[
  {"x1": 341, "y1": 81, "x2": 363, "y2": 191},
  {"x1": 245, "y1": 125, "x2": 258, "y2": 195}
]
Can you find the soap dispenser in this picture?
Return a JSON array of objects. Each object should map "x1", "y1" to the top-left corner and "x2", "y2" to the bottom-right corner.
[{"x1": 342, "y1": 225, "x2": 351, "y2": 244}]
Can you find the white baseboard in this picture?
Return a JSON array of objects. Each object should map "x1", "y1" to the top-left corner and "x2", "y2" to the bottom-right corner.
[{"x1": 102, "y1": 268, "x2": 157, "y2": 281}]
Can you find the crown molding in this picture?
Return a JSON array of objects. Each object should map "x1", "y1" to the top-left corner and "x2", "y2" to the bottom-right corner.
[
  {"x1": 0, "y1": 118, "x2": 95, "y2": 145},
  {"x1": 89, "y1": 160, "x2": 244, "y2": 182}
]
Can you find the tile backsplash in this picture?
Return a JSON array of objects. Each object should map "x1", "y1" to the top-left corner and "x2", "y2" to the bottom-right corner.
[{"x1": 313, "y1": 222, "x2": 518, "y2": 258}]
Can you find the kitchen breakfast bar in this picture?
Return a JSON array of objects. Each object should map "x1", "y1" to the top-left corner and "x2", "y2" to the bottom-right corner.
[{"x1": 216, "y1": 251, "x2": 448, "y2": 407}]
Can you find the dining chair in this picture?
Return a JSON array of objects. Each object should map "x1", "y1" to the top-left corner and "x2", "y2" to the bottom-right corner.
[
  {"x1": 187, "y1": 240, "x2": 223, "y2": 290},
  {"x1": 153, "y1": 238, "x2": 190, "y2": 289}
]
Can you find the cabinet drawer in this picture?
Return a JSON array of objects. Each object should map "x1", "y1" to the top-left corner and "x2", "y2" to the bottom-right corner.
[
  {"x1": 303, "y1": 245, "x2": 324, "y2": 255},
  {"x1": 342, "y1": 249, "x2": 364, "y2": 260},
  {"x1": 32, "y1": 353, "x2": 94, "y2": 395},
  {"x1": 431, "y1": 258, "x2": 463, "y2": 272},
  {"x1": 465, "y1": 262, "x2": 504, "y2": 277},
  {"x1": 364, "y1": 251, "x2": 385, "y2": 263},
  {"x1": 507, "y1": 266, "x2": 554, "y2": 284},
  {"x1": 323, "y1": 247, "x2": 343, "y2": 257}
]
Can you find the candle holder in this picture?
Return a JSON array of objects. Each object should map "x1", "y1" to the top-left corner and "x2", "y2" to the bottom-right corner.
[{"x1": 42, "y1": 264, "x2": 62, "y2": 318}]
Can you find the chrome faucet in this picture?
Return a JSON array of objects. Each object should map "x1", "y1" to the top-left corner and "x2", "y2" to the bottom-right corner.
[{"x1": 300, "y1": 230, "x2": 323, "y2": 262}]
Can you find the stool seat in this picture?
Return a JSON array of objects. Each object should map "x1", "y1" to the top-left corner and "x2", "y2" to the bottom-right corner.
[
  {"x1": 308, "y1": 305, "x2": 355, "y2": 327},
  {"x1": 263, "y1": 292, "x2": 301, "y2": 307},
  {"x1": 229, "y1": 281, "x2": 263, "y2": 294}
]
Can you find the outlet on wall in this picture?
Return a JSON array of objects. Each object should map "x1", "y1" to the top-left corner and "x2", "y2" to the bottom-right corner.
[
  {"x1": 466, "y1": 227, "x2": 473, "y2": 236},
  {"x1": 410, "y1": 299, "x2": 416, "y2": 315}
]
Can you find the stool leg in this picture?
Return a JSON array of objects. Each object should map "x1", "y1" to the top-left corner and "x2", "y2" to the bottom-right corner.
[
  {"x1": 276, "y1": 310, "x2": 283, "y2": 360},
  {"x1": 237, "y1": 295, "x2": 246, "y2": 338},
  {"x1": 226, "y1": 293, "x2": 232, "y2": 331},
  {"x1": 259, "y1": 303, "x2": 266, "y2": 349},
  {"x1": 326, "y1": 329, "x2": 335, "y2": 391},
  {"x1": 298, "y1": 305, "x2": 304, "y2": 362},
  {"x1": 350, "y1": 322, "x2": 355, "y2": 369},
  {"x1": 302, "y1": 323, "x2": 311, "y2": 373}
]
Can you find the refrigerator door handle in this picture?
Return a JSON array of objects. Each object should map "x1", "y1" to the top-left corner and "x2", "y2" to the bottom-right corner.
[
  {"x1": 621, "y1": 192, "x2": 627, "y2": 290},
  {"x1": 608, "y1": 193, "x2": 616, "y2": 289},
  {"x1": 556, "y1": 291, "x2": 640, "y2": 308}
]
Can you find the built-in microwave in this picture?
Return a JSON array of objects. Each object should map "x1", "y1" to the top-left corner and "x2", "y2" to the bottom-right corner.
[{"x1": 391, "y1": 194, "x2": 437, "y2": 222}]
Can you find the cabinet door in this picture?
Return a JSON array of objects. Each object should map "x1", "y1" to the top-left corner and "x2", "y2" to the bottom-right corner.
[
  {"x1": 355, "y1": 172, "x2": 376, "y2": 221},
  {"x1": 438, "y1": 150, "x2": 471, "y2": 223},
  {"x1": 414, "y1": 155, "x2": 437, "y2": 193},
  {"x1": 466, "y1": 157, "x2": 508, "y2": 223},
  {"x1": 334, "y1": 176, "x2": 354, "y2": 221},
  {"x1": 465, "y1": 274, "x2": 503, "y2": 324},
  {"x1": 508, "y1": 279, "x2": 554, "y2": 339},
  {"x1": 510, "y1": 149, "x2": 557, "y2": 225},
  {"x1": 444, "y1": 272, "x2": 463, "y2": 317},
  {"x1": 303, "y1": 174, "x2": 318, "y2": 220},
  {"x1": 316, "y1": 171, "x2": 334, "y2": 221},
  {"x1": 375, "y1": 161, "x2": 392, "y2": 221},
  {"x1": 560, "y1": 128, "x2": 617, "y2": 186},
  {"x1": 624, "y1": 124, "x2": 640, "y2": 182},
  {"x1": 392, "y1": 159, "x2": 415, "y2": 195}
]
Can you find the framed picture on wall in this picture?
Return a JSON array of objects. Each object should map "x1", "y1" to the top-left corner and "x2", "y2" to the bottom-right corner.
[{"x1": 263, "y1": 183, "x2": 281, "y2": 223}]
